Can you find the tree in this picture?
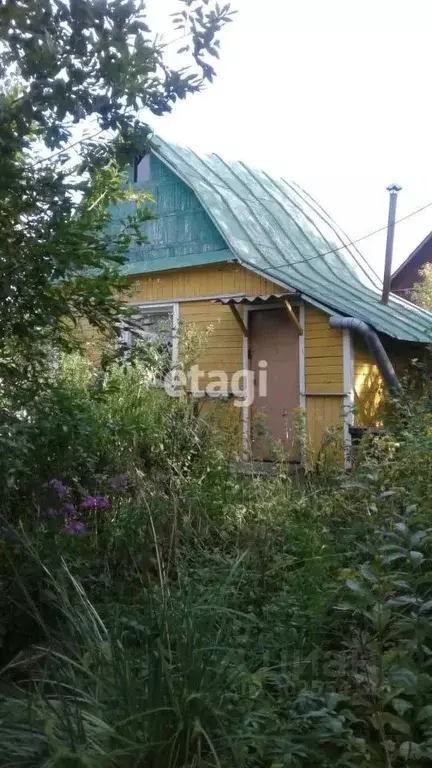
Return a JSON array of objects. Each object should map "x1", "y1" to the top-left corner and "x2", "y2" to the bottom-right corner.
[
  {"x1": 410, "y1": 263, "x2": 432, "y2": 311},
  {"x1": 0, "y1": 0, "x2": 234, "y2": 396}
]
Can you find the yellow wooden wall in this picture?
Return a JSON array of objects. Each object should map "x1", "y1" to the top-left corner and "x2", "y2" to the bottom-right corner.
[
  {"x1": 130, "y1": 263, "x2": 282, "y2": 303},
  {"x1": 129, "y1": 264, "x2": 347, "y2": 457},
  {"x1": 304, "y1": 307, "x2": 344, "y2": 456},
  {"x1": 131, "y1": 263, "x2": 282, "y2": 382},
  {"x1": 180, "y1": 302, "x2": 242, "y2": 382},
  {"x1": 352, "y1": 336, "x2": 384, "y2": 426},
  {"x1": 352, "y1": 335, "x2": 416, "y2": 426}
]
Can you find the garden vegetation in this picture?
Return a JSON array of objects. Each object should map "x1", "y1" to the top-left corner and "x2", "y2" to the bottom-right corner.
[
  {"x1": 1, "y1": 347, "x2": 432, "y2": 767},
  {"x1": 1, "y1": 2, "x2": 432, "y2": 765}
]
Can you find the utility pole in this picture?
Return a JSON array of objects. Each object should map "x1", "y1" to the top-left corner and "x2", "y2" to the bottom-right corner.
[{"x1": 381, "y1": 183, "x2": 402, "y2": 304}]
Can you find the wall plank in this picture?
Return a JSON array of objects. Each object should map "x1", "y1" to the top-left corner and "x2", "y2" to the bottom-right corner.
[
  {"x1": 304, "y1": 307, "x2": 343, "y2": 394},
  {"x1": 305, "y1": 395, "x2": 343, "y2": 458},
  {"x1": 130, "y1": 262, "x2": 283, "y2": 302}
]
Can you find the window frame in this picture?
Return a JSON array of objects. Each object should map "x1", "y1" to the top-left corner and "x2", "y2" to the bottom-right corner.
[
  {"x1": 133, "y1": 153, "x2": 151, "y2": 183},
  {"x1": 120, "y1": 302, "x2": 179, "y2": 368}
]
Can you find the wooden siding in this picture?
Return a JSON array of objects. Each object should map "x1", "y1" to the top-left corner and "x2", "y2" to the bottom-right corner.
[
  {"x1": 304, "y1": 307, "x2": 344, "y2": 458},
  {"x1": 304, "y1": 307, "x2": 343, "y2": 393},
  {"x1": 110, "y1": 156, "x2": 227, "y2": 265},
  {"x1": 352, "y1": 334, "x2": 417, "y2": 426},
  {"x1": 353, "y1": 335, "x2": 384, "y2": 426},
  {"x1": 180, "y1": 301, "x2": 242, "y2": 382},
  {"x1": 130, "y1": 262, "x2": 283, "y2": 302},
  {"x1": 306, "y1": 395, "x2": 344, "y2": 458}
]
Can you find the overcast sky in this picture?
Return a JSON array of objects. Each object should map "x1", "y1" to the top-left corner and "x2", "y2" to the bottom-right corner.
[{"x1": 147, "y1": 0, "x2": 432, "y2": 275}]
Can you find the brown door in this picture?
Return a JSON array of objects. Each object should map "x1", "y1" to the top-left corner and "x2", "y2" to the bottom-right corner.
[{"x1": 249, "y1": 307, "x2": 300, "y2": 460}]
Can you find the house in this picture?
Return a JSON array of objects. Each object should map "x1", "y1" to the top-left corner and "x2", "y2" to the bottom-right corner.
[
  {"x1": 111, "y1": 137, "x2": 432, "y2": 464},
  {"x1": 391, "y1": 231, "x2": 432, "y2": 296}
]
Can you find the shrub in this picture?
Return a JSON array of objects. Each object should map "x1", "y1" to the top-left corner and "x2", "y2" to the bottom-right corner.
[
  {"x1": 2, "y1": 373, "x2": 432, "y2": 766},
  {"x1": 0, "y1": 348, "x2": 228, "y2": 520}
]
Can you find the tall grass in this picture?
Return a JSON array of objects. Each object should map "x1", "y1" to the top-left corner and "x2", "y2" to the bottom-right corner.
[{"x1": 0, "y1": 523, "x2": 358, "y2": 768}]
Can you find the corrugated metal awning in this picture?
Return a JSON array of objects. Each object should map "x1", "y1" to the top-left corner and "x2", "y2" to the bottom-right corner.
[{"x1": 213, "y1": 293, "x2": 298, "y2": 305}]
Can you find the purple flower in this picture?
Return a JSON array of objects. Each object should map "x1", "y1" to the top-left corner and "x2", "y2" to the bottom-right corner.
[
  {"x1": 65, "y1": 520, "x2": 86, "y2": 536},
  {"x1": 50, "y1": 479, "x2": 67, "y2": 498},
  {"x1": 80, "y1": 494, "x2": 110, "y2": 510},
  {"x1": 109, "y1": 474, "x2": 129, "y2": 492},
  {"x1": 41, "y1": 508, "x2": 59, "y2": 518},
  {"x1": 62, "y1": 503, "x2": 76, "y2": 516},
  {"x1": 80, "y1": 495, "x2": 97, "y2": 509},
  {"x1": 95, "y1": 495, "x2": 110, "y2": 509}
]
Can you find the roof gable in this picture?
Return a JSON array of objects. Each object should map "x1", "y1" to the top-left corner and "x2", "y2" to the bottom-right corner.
[
  {"x1": 391, "y1": 231, "x2": 432, "y2": 291},
  {"x1": 149, "y1": 137, "x2": 432, "y2": 343},
  {"x1": 109, "y1": 154, "x2": 231, "y2": 273}
]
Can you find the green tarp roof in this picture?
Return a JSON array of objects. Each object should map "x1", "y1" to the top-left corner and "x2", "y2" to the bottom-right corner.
[{"x1": 148, "y1": 136, "x2": 432, "y2": 343}]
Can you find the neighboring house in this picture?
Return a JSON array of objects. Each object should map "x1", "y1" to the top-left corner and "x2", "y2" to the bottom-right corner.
[
  {"x1": 110, "y1": 137, "x2": 432, "y2": 464},
  {"x1": 391, "y1": 232, "x2": 432, "y2": 295}
]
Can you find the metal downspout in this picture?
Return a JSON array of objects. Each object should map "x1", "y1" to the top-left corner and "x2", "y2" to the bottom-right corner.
[{"x1": 329, "y1": 315, "x2": 402, "y2": 396}]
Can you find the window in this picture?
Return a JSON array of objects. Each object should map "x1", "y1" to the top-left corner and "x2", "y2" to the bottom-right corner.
[
  {"x1": 133, "y1": 153, "x2": 151, "y2": 183},
  {"x1": 120, "y1": 304, "x2": 178, "y2": 381},
  {"x1": 126, "y1": 307, "x2": 173, "y2": 346}
]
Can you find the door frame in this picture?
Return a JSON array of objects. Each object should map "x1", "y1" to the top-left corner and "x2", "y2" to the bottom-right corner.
[{"x1": 241, "y1": 299, "x2": 305, "y2": 457}]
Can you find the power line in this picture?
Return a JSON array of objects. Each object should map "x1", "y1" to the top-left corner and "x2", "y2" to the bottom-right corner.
[
  {"x1": 27, "y1": 136, "x2": 432, "y2": 276},
  {"x1": 254, "y1": 200, "x2": 432, "y2": 274}
]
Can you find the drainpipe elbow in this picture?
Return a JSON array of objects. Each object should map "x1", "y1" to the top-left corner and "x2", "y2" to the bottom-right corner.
[{"x1": 329, "y1": 315, "x2": 402, "y2": 397}]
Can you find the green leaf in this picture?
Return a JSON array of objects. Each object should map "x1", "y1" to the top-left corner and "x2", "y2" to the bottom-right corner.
[
  {"x1": 410, "y1": 550, "x2": 425, "y2": 566},
  {"x1": 420, "y1": 599, "x2": 432, "y2": 613},
  {"x1": 391, "y1": 579, "x2": 411, "y2": 591},
  {"x1": 392, "y1": 697, "x2": 413, "y2": 716},
  {"x1": 388, "y1": 667, "x2": 418, "y2": 694},
  {"x1": 386, "y1": 595, "x2": 418, "y2": 607},
  {"x1": 416, "y1": 704, "x2": 432, "y2": 723},
  {"x1": 410, "y1": 530, "x2": 426, "y2": 548},
  {"x1": 360, "y1": 563, "x2": 379, "y2": 583},
  {"x1": 382, "y1": 551, "x2": 406, "y2": 564},
  {"x1": 399, "y1": 742, "x2": 422, "y2": 759},
  {"x1": 345, "y1": 579, "x2": 368, "y2": 595},
  {"x1": 394, "y1": 521, "x2": 409, "y2": 533},
  {"x1": 378, "y1": 712, "x2": 411, "y2": 735}
]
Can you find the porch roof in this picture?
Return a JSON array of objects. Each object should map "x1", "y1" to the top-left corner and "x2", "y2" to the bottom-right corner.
[{"x1": 214, "y1": 293, "x2": 298, "y2": 305}]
